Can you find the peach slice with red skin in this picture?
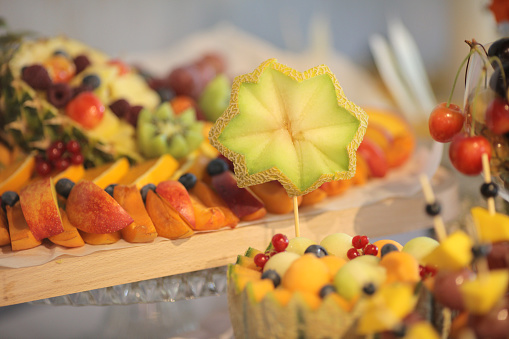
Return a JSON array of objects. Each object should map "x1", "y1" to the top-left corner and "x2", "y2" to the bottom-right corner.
[
  {"x1": 357, "y1": 138, "x2": 389, "y2": 178},
  {"x1": 156, "y1": 180, "x2": 196, "y2": 228},
  {"x1": 189, "y1": 179, "x2": 239, "y2": 228},
  {"x1": 210, "y1": 170, "x2": 266, "y2": 221},
  {"x1": 190, "y1": 194, "x2": 227, "y2": 231},
  {"x1": 19, "y1": 177, "x2": 64, "y2": 241},
  {"x1": 66, "y1": 180, "x2": 133, "y2": 234},
  {"x1": 113, "y1": 185, "x2": 158, "y2": 243},
  {"x1": 145, "y1": 190, "x2": 194, "y2": 239},
  {"x1": 6, "y1": 202, "x2": 42, "y2": 251}
]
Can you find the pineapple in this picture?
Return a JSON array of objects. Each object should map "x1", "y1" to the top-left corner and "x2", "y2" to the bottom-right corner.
[{"x1": 0, "y1": 35, "x2": 160, "y2": 167}]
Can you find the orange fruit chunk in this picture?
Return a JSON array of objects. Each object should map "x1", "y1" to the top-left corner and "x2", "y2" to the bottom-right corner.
[
  {"x1": 0, "y1": 154, "x2": 36, "y2": 195},
  {"x1": 118, "y1": 154, "x2": 178, "y2": 189},
  {"x1": 53, "y1": 164, "x2": 85, "y2": 184},
  {"x1": 82, "y1": 157, "x2": 130, "y2": 189}
]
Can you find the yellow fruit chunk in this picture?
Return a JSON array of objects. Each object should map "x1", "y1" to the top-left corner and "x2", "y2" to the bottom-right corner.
[
  {"x1": 82, "y1": 157, "x2": 130, "y2": 189},
  {"x1": 404, "y1": 321, "x2": 440, "y2": 339},
  {"x1": 118, "y1": 154, "x2": 178, "y2": 189},
  {"x1": 53, "y1": 164, "x2": 85, "y2": 184},
  {"x1": 246, "y1": 279, "x2": 275, "y2": 303},
  {"x1": 357, "y1": 283, "x2": 417, "y2": 335},
  {"x1": 0, "y1": 154, "x2": 35, "y2": 195},
  {"x1": 320, "y1": 255, "x2": 346, "y2": 279},
  {"x1": 228, "y1": 264, "x2": 262, "y2": 292},
  {"x1": 283, "y1": 253, "x2": 330, "y2": 295},
  {"x1": 460, "y1": 269, "x2": 509, "y2": 314},
  {"x1": 471, "y1": 206, "x2": 509, "y2": 243},
  {"x1": 422, "y1": 230, "x2": 473, "y2": 271}
]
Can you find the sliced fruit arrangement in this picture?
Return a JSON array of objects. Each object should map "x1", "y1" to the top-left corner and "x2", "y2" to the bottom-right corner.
[{"x1": 228, "y1": 232, "x2": 442, "y2": 338}]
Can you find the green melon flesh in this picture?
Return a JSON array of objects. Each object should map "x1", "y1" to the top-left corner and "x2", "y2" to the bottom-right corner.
[{"x1": 218, "y1": 67, "x2": 360, "y2": 193}]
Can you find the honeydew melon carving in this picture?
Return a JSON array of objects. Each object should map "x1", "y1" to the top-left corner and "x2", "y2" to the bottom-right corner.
[{"x1": 209, "y1": 59, "x2": 368, "y2": 197}]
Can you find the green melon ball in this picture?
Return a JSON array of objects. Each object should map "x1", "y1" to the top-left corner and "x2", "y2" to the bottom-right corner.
[
  {"x1": 263, "y1": 251, "x2": 301, "y2": 278},
  {"x1": 286, "y1": 237, "x2": 316, "y2": 255},
  {"x1": 402, "y1": 236, "x2": 439, "y2": 264},
  {"x1": 320, "y1": 233, "x2": 353, "y2": 260},
  {"x1": 333, "y1": 255, "x2": 386, "y2": 301}
]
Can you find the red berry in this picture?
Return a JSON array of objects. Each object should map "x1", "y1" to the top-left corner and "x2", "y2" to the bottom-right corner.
[
  {"x1": 485, "y1": 96, "x2": 509, "y2": 135},
  {"x1": 35, "y1": 159, "x2": 52, "y2": 176},
  {"x1": 46, "y1": 142, "x2": 64, "y2": 161},
  {"x1": 428, "y1": 102, "x2": 465, "y2": 143},
  {"x1": 352, "y1": 235, "x2": 369, "y2": 249},
  {"x1": 364, "y1": 244, "x2": 379, "y2": 256},
  {"x1": 271, "y1": 233, "x2": 289, "y2": 252},
  {"x1": 66, "y1": 140, "x2": 81, "y2": 154},
  {"x1": 254, "y1": 253, "x2": 269, "y2": 268},
  {"x1": 53, "y1": 157, "x2": 70, "y2": 171},
  {"x1": 449, "y1": 133, "x2": 492, "y2": 175},
  {"x1": 70, "y1": 153, "x2": 84, "y2": 165},
  {"x1": 347, "y1": 248, "x2": 360, "y2": 260}
]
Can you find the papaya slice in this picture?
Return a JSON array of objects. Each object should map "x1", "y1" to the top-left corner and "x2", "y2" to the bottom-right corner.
[
  {"x1": 6, "y1": 202, "x2": 41, "y2": 251},
  {"x1": 145, "y1": 190, "x2": 193, "y2": 239}
]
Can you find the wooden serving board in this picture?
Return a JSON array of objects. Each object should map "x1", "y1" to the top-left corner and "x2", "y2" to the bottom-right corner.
[{"x1": 0, "y1": 168, "x2": 459, "y2": 307}]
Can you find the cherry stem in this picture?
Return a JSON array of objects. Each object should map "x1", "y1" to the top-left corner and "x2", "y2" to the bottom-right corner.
[
  {"x1": 470, "y1": 66, "x2": 487, "y2": 137},
  {"x1": 447, "y1": 49, "x2": 475, "y2": 107}
]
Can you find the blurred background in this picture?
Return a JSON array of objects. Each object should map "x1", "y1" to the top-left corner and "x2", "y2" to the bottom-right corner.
[{"x1": 0, "y1": 0, "x2": 502, "y2": 338}]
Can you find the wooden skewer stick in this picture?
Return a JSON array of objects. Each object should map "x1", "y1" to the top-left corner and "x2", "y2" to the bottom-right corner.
[
  {"x1": 419, "y1": 174, "x2": 447, "y2": 242},
  {"x1": 293, "y1": 196, "x2": 300, "y2": 237},
  {"x1": 481, "y1": 153, "x2": 496, "y2": 215}
]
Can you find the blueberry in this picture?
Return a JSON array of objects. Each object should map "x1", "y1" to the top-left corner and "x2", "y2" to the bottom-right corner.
[
  {"x1": 105, "y1": 184, "x2": 117, "y2": 197},
  {"x1": 178, "y1": 173, "x2": 197, "y2": 190},
  {"x1": 1, "y1": 191, "x2": 19, "y2": 211},
  {"x1": 206, "y1": 158, "x2": 229, "y2": 176},
  {"x1": 425, "y1": 201, "x2": 441, "y2": 217},
  {"x1": 55, "y1": 178, "x2": 75, "y2": 198},
  {"x1": 53, "y1": 49, "x2": 70, "y2": 58},
  {"x1": 261, "y1": 269, "x2": 281, "y2": 288},
  {"x1": 156, "y1": 87, "x2": 175, "y2": 103},
  {"x1": 489, "y1": 62, "x2": 509, "y2": 98},
  {"x1": 304, "y1": 244, "x2": 328, "y2": 258},
  {"x1": 82, "y1": 74, "x2": 101, "y2": 90},
  {"x1": 380, "y1": 243, "x2": 399, "y2": 257},
  {"x1": 471, "y1": 244, "x2": 492, "y2": 259},
  {"x1": 140, "y1": 183, "x2": 156, "y2": 203},
  {"x1": 362, "y1": 282, "x2": 376, "y2": 295},
  {"x1": 481, "y1": 182, "x2": 499, "y2": 199},
  {"x1": 47, "y1": 83, "x2": 72, "y2": 108},
  {"x1": 488, "y1": 38, "x2": 509, "y2": 67},
  {"x1": 319, "y1": 284, "x2": 336, "y2": 299}
]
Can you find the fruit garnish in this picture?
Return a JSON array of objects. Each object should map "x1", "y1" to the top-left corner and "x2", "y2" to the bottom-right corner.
[
  {"x1": 65, "y1": 91, "x2": 105, "y2": 129},
  {"x1": 428, "y1": 102, "x2": 464, "y2": 143},
  {"x1": 209, "y1": 58, "x2": 368, "y2": 197},
  {"x1": 448, "y1": 133, "x2": 492, "y2": 176},
  {"x1": 271, "y1": 233, "x2": 289, "y2": 252},
  {"x1": 254, "y1": 252, "x2": 269, "y2": 269},
  {"x1": 352, "y1": 235, "x2": 369, "y2": 250}
]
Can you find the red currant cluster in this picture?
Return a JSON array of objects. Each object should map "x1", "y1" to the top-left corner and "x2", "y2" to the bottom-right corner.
[
  {"x1": 254, "y1": 233, "x2": 289, "y2": 269},
  {"x1": 347, "y1": 235, "x2": 378, "y2": 260},
  {"x1": 35, "y1": 140, "x2": 84, "y2": 176},
  {"x1": 419, "y1": 264, "x2": 437, "y2": 280}
]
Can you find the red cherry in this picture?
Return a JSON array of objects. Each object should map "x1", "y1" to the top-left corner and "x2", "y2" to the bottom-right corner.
[
  {"x1": 485, "y1": 96, "x2": 509, "y2": 135},
  {"x1": 271, "y1": 233, "x2": 289, "y2": 252},
  {"x1": 364, "y1": 244, "x2": 378, "y2": 256},
  {"x1": 70, "y1": 153, "x2": 84, "y2": 165},
  {"x1": 53, "y1": 157, "x2": 70, "y2": 171},
  {"x1": 449, "y1": 133, "x2": 492, "y2": 175},
  {"x1": 347, "y1": 248, "x2": 360, "y2": 260},
  {"x1": 428, "y1": 102, "x2": 465, "y2": 143},
  {"x1": 254, "y1": 253, "x2": 269, "y2": 268},
  {"x1": 66, "y1": 140, "x2": 81, "y2": 154},
  {"x1": 65, "y1": 92, "x2": 105, "y2": 129},
  {"x1": 35, "y1": 159, "x2": 52, "y2": 176}
]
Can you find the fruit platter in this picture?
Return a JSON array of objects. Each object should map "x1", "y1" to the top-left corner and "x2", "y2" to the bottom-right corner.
[{"x1": 0, "y1": 23, "x2": 460, "y2": 309}]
